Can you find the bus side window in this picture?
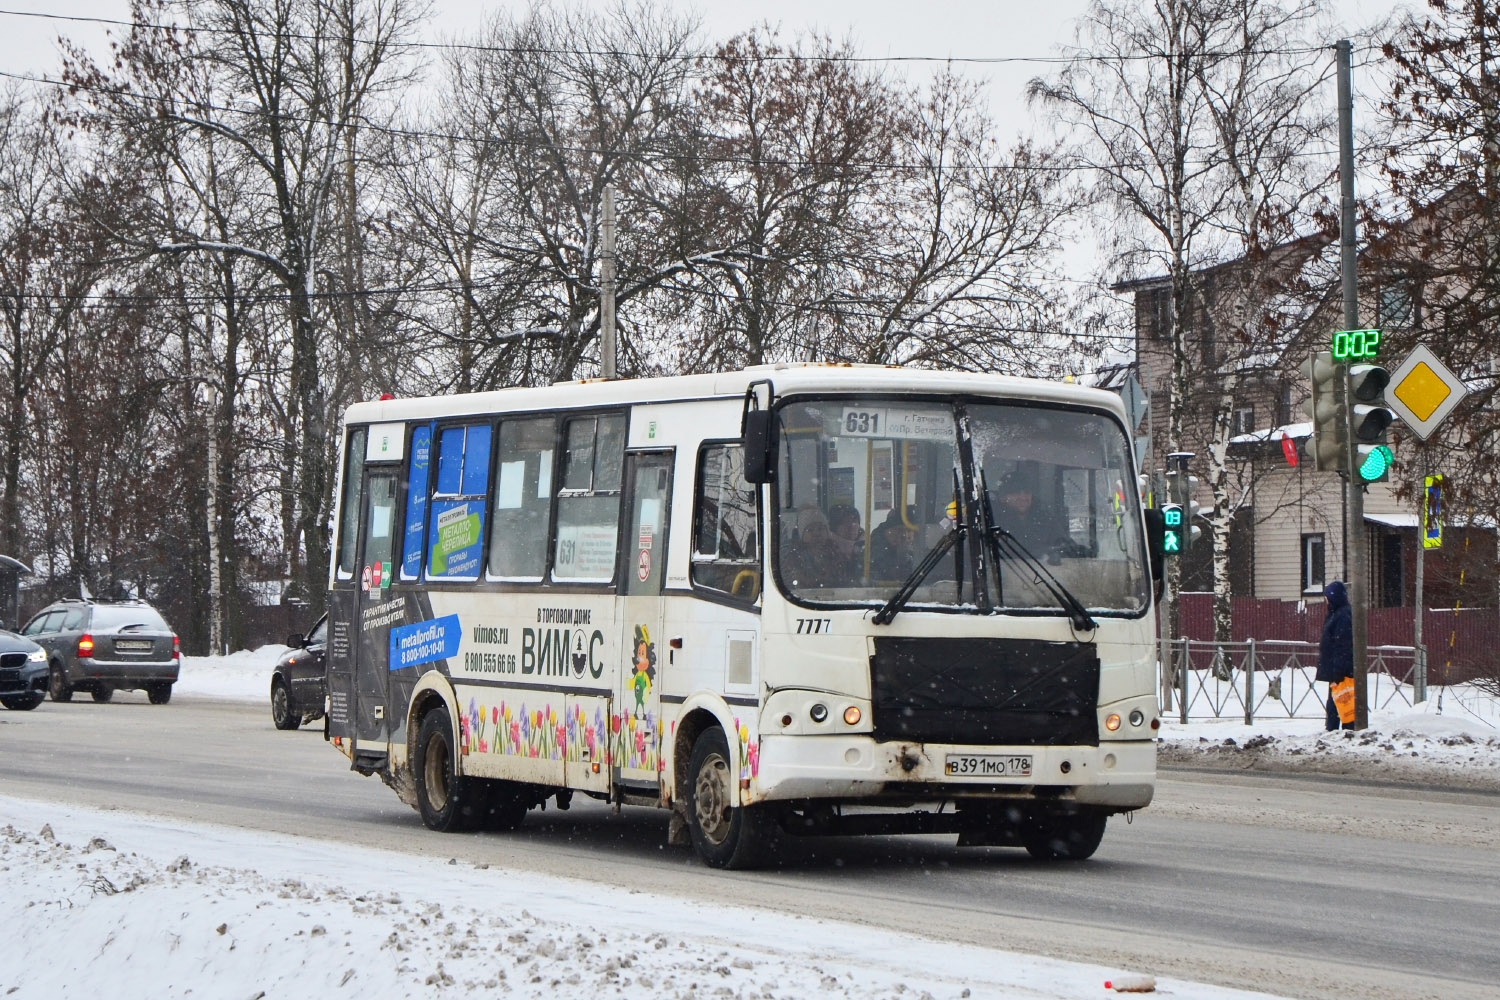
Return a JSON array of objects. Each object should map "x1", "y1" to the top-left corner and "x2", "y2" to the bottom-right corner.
[
  {"x1": 426, "y1": 423, "x2": 491, "y2": 581},
  {"x1": 552, "y1": 413, "x2": 625, "y2": 584},
  {"x1": 335, "y1": 427, "x2": 368, "y2": 579},
  {"x1": 488, "y1": 416, "x2": 557, "y2": 581},
  {"x1": 692, "y1": 443, "x2": 761, "y2": 602}
]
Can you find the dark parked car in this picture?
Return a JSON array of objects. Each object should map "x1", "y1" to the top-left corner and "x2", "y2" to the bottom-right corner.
[
  {"x1": 0, "y1": 628, "x2": 48, "y2": 710},
  {"x1": 22, "y1": 598, "x2": 180, "y2": 704},
  {"x1": 271, "y1": 614, "x2": 327, "y2": 730}
]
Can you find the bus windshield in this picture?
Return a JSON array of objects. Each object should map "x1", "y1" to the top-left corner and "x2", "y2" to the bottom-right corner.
[{"x1": 774, "y1": 397, "x2": 1150, "y2": 616}]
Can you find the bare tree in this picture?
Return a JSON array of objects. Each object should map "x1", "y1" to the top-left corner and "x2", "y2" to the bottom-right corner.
[
  {"x1": 1032, "y1": 0, "x2": 1336, "y2": 641},
  {"x1": 0, "y1": 89, "x2": 116, "y2": 564},
  {"x1": 1188, "y1": 0, "x2": 1335, "y2": 640},
  {"x1": 62, "y1": 0, "x2": 425, "y2": 610},
  {"x1": 849, "y1": 69, "x2": 1080, "y2": 375},
  {"x1": 1379, "y1": 0, "x2": 1500, "y2": 617}
]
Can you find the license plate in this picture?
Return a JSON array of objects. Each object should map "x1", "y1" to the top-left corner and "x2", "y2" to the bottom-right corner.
[
  {"x1": 945, "y1": 753, "x2": 1032, "y2": 777},
  {"x1": 115, "y1": 640, "x2": 153, "y2": 652}
]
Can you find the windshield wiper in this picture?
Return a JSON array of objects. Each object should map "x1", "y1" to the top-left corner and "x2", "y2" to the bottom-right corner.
[
  {"x1": 873, "y1": 471, "x2": 968, "y2": 626},
  {"x1": 871, "y1": 524, "x2": 962, "y2": 626},
  {"x1": 978, "y1": 471, "x2": 1097, "y2": 633}
]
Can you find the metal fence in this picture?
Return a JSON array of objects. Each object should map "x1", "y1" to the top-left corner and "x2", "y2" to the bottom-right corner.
[{"x1": 1159, "y1": 639, "x2": 1420, "y2": 723}]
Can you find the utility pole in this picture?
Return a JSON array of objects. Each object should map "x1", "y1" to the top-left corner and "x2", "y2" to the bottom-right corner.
[
  {"x1": 1337, "y1": 39, "x2": 1369, "y2": 729},
  {"x1": 600, "y1": 184, "x2": 617, "y2": 379}
]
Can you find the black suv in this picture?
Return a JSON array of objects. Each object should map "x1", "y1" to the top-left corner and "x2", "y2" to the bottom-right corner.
[
  {"x1": 0, "y1": 627, "x2": 48, "y2": 710},
  {"x1": 271, "y1": 615, "x2": 327, "y2": 730},
  {"x1": 22, "y1": 599, "x2": 180, "y2": 704}
]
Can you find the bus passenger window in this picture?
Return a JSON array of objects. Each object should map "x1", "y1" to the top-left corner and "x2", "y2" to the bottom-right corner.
[
  {"x1": 336, "y1": 427, "x2": 367, "y2": 578},
  {"x1": 552, "y1": 414, "x2": 625, "y2": 584},
  {"x1": 692, "y1": 444, "x2": 760, "y2": 602},
  {"x1": 488, "y1": 417, "x2": 556, "y2": 581},
  {"x1": 426, "y1": 423, "x2": 492, "y2": 581}
]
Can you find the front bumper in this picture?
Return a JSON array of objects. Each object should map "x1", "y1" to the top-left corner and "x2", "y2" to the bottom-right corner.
[
  {"x1": 0, "y1": 661, "x2": 47, "y2": 697},
  {"x1": 752, "y1": 735, "x2": 1155, "y2": 811}
]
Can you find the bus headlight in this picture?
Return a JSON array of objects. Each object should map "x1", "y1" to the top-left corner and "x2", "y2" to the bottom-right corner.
[
  {"x1": 809, "y1": 703, "x2": 828, "y2": 723},
  {"x1": 1129, "y1": 709, "x2": 1145, "y2": 727}
]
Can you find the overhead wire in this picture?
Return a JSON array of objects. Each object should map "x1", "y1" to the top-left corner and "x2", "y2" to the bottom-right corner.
[{"x1": 0, "y1": 7, "x2": 1375, "y2": 66}]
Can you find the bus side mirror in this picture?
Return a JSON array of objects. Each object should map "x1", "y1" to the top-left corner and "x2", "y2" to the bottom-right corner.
[
  {"x1": 741, "y1": 379, "x2": 777, "y2": 484},
  {"x1": 1143, "y1": 508, "x2": 1165, "y2": 596},
  {"x1": 742, "y1": 410, "x2": 776, "y2": 484}
]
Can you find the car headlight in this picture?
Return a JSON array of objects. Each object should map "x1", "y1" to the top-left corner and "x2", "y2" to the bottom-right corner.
[{"x1": 27, "y1": 648, "x2": 45, "y2": 662}]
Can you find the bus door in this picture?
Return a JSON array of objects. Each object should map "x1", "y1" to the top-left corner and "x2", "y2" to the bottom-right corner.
[
  {"x1": 351, "y1": 468, "x2": 399, "y2": 762},
  {"x1": 615, "y1": 450, "x2": 673, "y2": 792}
]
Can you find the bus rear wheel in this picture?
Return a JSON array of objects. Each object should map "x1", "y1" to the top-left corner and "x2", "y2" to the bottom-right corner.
[
  {"x1": 686, "y1": 728, "x2": 776, "y2": 869},
  {"x1": 1021, "y1": 809, "x2": 1107, "y2": 861},
  {"x1": 414, "y1": 706, "x2": 482, "y2": 832}
]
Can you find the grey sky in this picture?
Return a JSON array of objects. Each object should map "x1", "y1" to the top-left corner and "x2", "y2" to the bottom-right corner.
[{"x1": 12, "y1": 2, "x2": 1412, "y2": 138}]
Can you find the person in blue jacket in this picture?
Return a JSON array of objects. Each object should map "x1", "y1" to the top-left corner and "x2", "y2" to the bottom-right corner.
[{"x1": 1317, "y1": 580, "x2": 1355, "y2": 730}]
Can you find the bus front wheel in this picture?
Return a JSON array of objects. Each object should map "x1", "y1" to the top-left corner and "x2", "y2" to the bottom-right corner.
[
  {"x1": 1021, "y1": 809, "x2": 1107, "y2": 861},
  {"x1": 414, "y1": 706, "x2": 481, "y2": 832},
  {"x1": 686, "y1": 728, "x2": 775, "y2": 869}
]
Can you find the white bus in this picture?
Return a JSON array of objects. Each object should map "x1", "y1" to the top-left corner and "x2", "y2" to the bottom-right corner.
[{"x1": 325, "y1": 365, "x2": 1163, "y2": 868}]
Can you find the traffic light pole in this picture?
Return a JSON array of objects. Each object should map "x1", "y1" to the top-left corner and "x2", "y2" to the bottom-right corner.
[{"x1": 1337, "y1": 39, "x2": 1369, "y2": 730}]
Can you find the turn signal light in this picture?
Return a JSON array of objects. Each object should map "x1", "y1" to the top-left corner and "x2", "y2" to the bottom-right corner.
[
  {"x1": 842, "y1": 706, "x2": 862, "y2": 726},
  {"x1": 77, "y1": 634, "x2": 95, "y2": 658},
  {"x1": 1105, "y1": 713, "x2": 1122, "y2": 731}
]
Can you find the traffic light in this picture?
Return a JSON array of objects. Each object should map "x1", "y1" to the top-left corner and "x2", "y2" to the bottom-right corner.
[
  {"x1": 1164, "y1": 470, "x2": 1204, "y2": 553},
  {"x1": 1160, "y1": 503, "x2": 1184, "y2": 555},
  {"x1": 1300, "y1": 351, "x2": 1344, "y2": 471},
  {"x1": 1349, "y1": 363, "x2": 1395, "y2": 483}
]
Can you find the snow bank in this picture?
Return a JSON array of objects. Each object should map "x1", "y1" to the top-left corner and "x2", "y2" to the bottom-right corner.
[
  {"x1": 174, "y1": 646, "x2": 287, "y2": 701},
  {"x1": 0, "y1": 796, "x2": 1284, "y2": 1000}
]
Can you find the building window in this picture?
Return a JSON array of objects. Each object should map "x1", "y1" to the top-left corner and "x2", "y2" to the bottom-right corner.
[
  {"x1": 1231, "y1": 404, "x2": 1256, "y2": 437},
  {"x1": 1376, "y1": 282, "x2": 1414, "y2": 330},
  {"x1": 1301, "y1": 533, "x2": 1325, "y2": 594}
]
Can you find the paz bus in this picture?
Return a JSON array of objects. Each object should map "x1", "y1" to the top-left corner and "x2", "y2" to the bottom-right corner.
[{"x1": 325, "y1": 364, "x2": 1163, "y2": 868}]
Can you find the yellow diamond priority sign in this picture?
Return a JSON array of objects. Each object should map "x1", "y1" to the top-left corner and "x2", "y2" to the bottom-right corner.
[{"x1": 1385, "y1": 346, "x2": 1467, "y2": 441}]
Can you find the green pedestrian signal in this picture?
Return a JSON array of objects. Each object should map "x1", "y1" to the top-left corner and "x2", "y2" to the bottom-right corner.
[{"x1": 1161, "y1": 503, "x2": 1184, "y2": 555}]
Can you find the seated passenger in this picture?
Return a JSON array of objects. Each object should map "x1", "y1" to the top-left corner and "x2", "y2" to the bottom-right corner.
[
  {"x1": 783, "y1": 508, "x2": 848, "y2": 589},
  {"x1": 827, "y1": 504, "x2": 865, "y2": 583},
  {"x1": 869, "y1": 509, "x2": 919, "y2": 582}
]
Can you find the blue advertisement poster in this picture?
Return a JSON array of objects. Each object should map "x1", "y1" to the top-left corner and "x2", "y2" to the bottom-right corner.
[
  {"x1": 389, "y1": 614, "x2": 461, "y2": 671},
  {"x1": 402, "y1": 425, "x2": 432, "y2": 579}
]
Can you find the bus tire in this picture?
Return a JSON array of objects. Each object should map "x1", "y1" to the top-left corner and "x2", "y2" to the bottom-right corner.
[
  {"x1": 414, "y1": 706, "x2": 481, "y2": 832},
  {"x1": 686, "y1": 728, "x2": 775, "y2": 869},
  {"x1": 1021, "y1": 809, "x2": 1107, "y2": 861}
]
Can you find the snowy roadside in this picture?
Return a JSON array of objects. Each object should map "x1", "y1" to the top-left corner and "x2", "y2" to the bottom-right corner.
[
  {"x1": 173, "y1": 648, "x2": 1500, "y2": 791},
  {"x1": 0, "y1": 795, "x2": 1283, "y2": 1000}
]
